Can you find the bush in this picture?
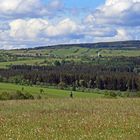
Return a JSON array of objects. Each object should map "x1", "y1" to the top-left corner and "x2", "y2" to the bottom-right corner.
[
  {"x1": 110, "y1": 92, "x2": 117, "y2": 97},
  {"x1": 0, "y1": 92, "x2": 11, "y2": 100},
  {"x1": 24, "y1": 92, "x2": 34, "y2": 100},
  {"x1": 137, "y1": 92, "x2": 140, "y2": 97},
  {"x1": 0, "y1": 91, "x2": 34, "y2": 100},
  {"x1": 36, "y1": 95, "x2": 42, "y2": 99},
  {"x1": 58, "y1": 82, "x2": 67, "y2": 89},
  {"x1": 104, "y1": 91, "x2": 117, "y2": 98},
  {"x1": 72, "y1": 86, "x2": 76, "y2": 91}
]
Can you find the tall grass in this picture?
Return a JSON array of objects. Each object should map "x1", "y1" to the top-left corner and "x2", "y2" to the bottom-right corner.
[{"x1": 0, "y1": 98, "x2": 140, "y2": 140}]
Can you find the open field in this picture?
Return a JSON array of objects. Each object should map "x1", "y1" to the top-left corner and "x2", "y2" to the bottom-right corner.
[
  {"x1": 0, "y1": 47, "x2": 140, "y2": 68},
  {"x1": 0, "y1": 83, "x2": 104, "y2": 98},
  {"x1": 7, "y1": 47, "x2": 140, "y2": 57},
  {"x1": 0, "y1": 59, "x2": 45, "y2": 68},
  {"x1": 0, "y1": 98, "x2": 140, "y2": 140},
  {"x1": 0, "y1": 41, "x2": 140, "y2": 139}
]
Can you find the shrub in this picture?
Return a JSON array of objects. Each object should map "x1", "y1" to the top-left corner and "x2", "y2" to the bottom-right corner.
[
  {"x1": 104, "y1": 91, "x2": 117, "y2": 98},
  {"x1": 24, "y1": 92, "x2": 34, "y2": 100},
  {"x1": 0, "y1": 91, "x2": 34, "y2": 100},
  {"x1": 137, "y1": 92, "x2": 140, "y2": 97},
  {"x1": 36, "y1": 95, "x2": 42, "y2": 99},
  {"x1": 72, "y1": 86, "x2": 76, "y2": 91},
  {"x1": 0, "y1": 92, "x2": 11, "y2": 100},
  {"x1": 58, "y1": 82, "x2": 67, "y2": 89},
  {"x1": 110, "y1": 92, "x2": 117, "y2": 97}
]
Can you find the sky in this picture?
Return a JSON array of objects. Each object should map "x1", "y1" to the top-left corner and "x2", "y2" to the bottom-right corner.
[{"x1": 0, "y1": 0, "x2": 140, "y2": 49}]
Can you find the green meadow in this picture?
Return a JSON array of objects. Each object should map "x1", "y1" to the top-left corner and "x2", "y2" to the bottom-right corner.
[
  {"x1": 0, "y1": 47, "x2": 140, "y2": 69},
  {"x1": 0, "y1": 42, "x2": 140, "y2": 140},
  {"x1": 0, "y1": 82, "x2": 104, "y2": 98},
  {"x1": 0, "y1": 98, "x2": 140, "y2": 140}
]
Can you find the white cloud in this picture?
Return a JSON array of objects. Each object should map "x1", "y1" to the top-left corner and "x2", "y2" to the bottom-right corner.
[
  {"x1": 0, "y1": 0, "x2": 140, "y2": 49},
  {"x1": 86, "y1": 0, "x2": 140, "y2": 26},
  {"x1": 111, "y1": 28, "x2": 133, "y2": 41},
  {"x1": 9, "y1": 18, "x2": 48, "y2": 39},
  {"x1": 0, "y1": 0, "x2": 64, "y2": 19},
  {"x1": 9, "y1": 18, "x2": 78, "y2": 39},
  {"x1": 93, "y1": 28, "x2": 133, "y2": 43},
  {"x1": 46, "y1": 18, "x2": 77, "y2": 37},
  {"x1": 0, "y1": 0, "x2": 46, "y2": 18},
  {"x1": 48, "y1": 0, "x2": 63, "y2": 10}
]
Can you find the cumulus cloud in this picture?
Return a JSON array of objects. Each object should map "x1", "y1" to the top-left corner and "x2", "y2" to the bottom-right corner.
[
  {"x1": 9, "y1": 18, "x2": 78, "y2": 39},
  {"x1": 0, "y1": 0, "x2": 64, "y2": 19},
  {"x1": 92, "y1": 28, "x2": 133, "y2": 43},
  {"x1": 83, "y1": 0, "x2": 140, "y2": 43},
  {"x1": 9, "y1": 18, "x2": 49, "y2": 39},
  {"x1": 46, "y1": 18, "x2": 77, "y2": 37},
  {"x1": 86, "y1": 0, "x2": 140, "y2": 26},
  {"x1": 48, "y1": 0, "x2": 63, "y2": 10},
  {"x1": 0, "y1": 0, "x2": 45, "y2": 18},
  {"x1": 0, "y1": 0, "x2": 140, "y2": 49}
]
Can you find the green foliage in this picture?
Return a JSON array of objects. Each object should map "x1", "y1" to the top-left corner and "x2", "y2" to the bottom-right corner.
[
  {"x1": 72, "y1": 85, "x2": 76, "y2": 91},
  {"x1": 0, "y1": 90, "x2": 34, "y2": 100},
  {"x1": 40, "y1": 89, "x2": 44, "y2": 94},
  {"x1": 79, "y1": 80, "x2": 86, "y2": 87},
  {"x1": 8, "y1": 75, "x2": 24, "y2": 84},
  {"x1": 36, "y1": 95, "x2": 42, "y2": 99},
  {"x1": 0, "y1": 82, "x2": 104, "y2": 98},
  {"x1": 53, "y1": 60, "x2": 61, "y2": 66},
  {"x1": 0, "y1": 92, "x2": 11, "y2": 100},
  {"x1": 58, "y1": 81, "x2": 67, "y2": 89},
  {"x1": 0, "y1": 75, "x2": 3, "y2": 82},
  {"x1": 104, "y1": 91, "x2": 117, "y2": 98}
]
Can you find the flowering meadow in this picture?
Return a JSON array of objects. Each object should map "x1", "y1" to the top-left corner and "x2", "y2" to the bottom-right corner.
[{"x1": 0, "y1": 98, "x2": 140, "y2": 140}]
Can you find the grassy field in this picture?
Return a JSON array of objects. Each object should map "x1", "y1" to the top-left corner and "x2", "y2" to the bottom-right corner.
[
  {"x1": 0, "y1": 98, "x2": 140, "y2": 140},
  {"x1": 0, "y1": 45, "x2": 140, "y2": 139},
  {"x1": 0, "y1": 47, "x2": 140, "y2": 68},
  {"x1": 8, "y1": 47, "x2": 140, "y2": 57},
  {"x1": 0, "y1": 83, "x2": 104, "y2": 98},
  {"x1": 0, "y1": 59, "x2": 44, "y2": 68}
]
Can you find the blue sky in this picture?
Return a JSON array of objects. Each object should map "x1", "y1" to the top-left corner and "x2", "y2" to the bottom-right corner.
[
  {"x1": 43, "y1": 0, "x2": 105, "y2": 8},
  {"x1": 0, "y1": 0, "x2": 140, "y2": 49},
  {"x1": 62, "y1": 0, "x2": 104, "y2": 8}
]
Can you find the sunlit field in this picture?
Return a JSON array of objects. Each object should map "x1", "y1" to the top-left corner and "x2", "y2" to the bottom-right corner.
[
  {"x1": 0, "y1": 47, "x2": 140, "y2": 69},
  {"x1": 0, "y1": 98, "x2": 140, "y2": 140},
  {"x1": 0, "y1": 82, "x2": 104, "y2": 99},
  {"x1": 0, "y1": 0, "x2": 140, "y2": 139}
]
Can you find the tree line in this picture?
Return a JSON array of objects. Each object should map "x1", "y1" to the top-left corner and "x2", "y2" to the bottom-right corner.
[{"x1": 0, "y1": 64, "x2": 139, "y2": 91}]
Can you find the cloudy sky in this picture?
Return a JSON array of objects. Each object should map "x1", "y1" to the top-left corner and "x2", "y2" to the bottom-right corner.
[{"x1": 0, "y1": 0, "x2": 140, "y2": 49}]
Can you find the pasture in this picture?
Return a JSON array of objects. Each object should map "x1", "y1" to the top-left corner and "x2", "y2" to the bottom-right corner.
[
  {"x1": 0, "y1": 83, "x2": 104, "y2": 99},
  {"x1": 7, "y1": 47, "x2": 140, "y2": 57},
  {"x1": 0, "y1": 47, "x2": 140, "y2": 69}
]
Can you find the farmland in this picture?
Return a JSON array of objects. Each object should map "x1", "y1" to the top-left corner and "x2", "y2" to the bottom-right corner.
[{"x1": 0, "y1": 42, "x2": 140, "y2": 69}]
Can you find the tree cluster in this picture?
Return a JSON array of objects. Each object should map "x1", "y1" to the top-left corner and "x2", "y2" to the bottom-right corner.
[{"x1": 0, "y1": 64, "x2": 139, "y2": 91}]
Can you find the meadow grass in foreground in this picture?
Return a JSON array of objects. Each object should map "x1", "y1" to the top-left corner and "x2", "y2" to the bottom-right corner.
[{"x1": 0, "y1": 98, "x2": 140, "y2": 140}]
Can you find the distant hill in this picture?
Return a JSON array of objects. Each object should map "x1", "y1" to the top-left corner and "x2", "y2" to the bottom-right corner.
[{"x1": 32, "y1": 40, "x2": 140, "y2": 50}]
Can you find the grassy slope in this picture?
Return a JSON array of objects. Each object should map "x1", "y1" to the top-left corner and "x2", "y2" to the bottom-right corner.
[
  {"x1": 0, "y1": 59, "x2": 45, "y2": 68},
  {"x1": 0, "y1": 98, "x2": 140, "y2": 140},
  {"x1": 9, "y1": 47, "x2": 140, "y2": 57},
  {"x1": 0, "y1": 47, "x2": 140, "y2": 68},
  {"x1": 0, "y1": 83, "x2": 104, "y2": 98}
]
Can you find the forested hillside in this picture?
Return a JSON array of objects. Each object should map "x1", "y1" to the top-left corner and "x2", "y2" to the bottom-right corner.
[
  {"x1": 0, "y1": 41, "x2": 140, "y2": 95},
  {"x1": 33, "y1": 40, "x2": 140, "y2": 50}
]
